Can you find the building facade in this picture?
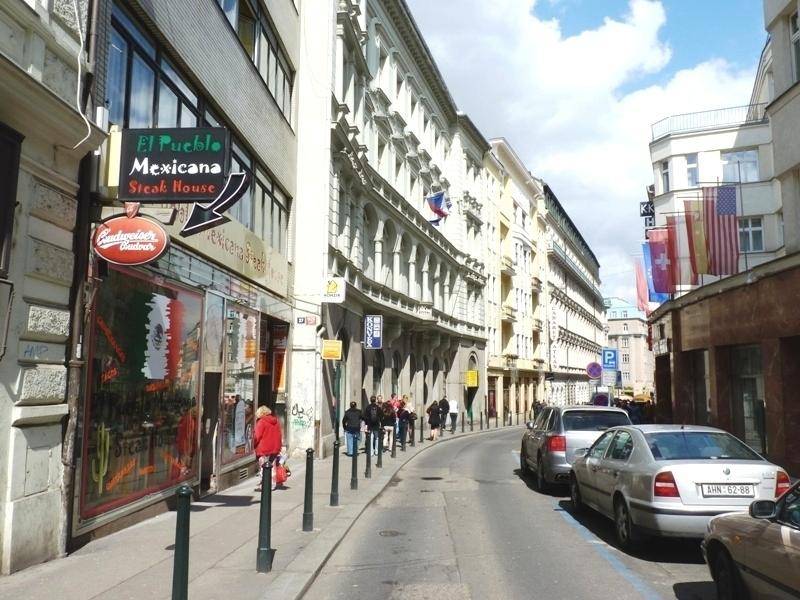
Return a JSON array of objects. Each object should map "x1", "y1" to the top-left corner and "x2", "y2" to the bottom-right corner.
[
  {"x1": 294, "y1": 0, "x2": 488, "y2": 455},
  {"x1": 543, "y1": 185, "x2": 605, "y2": 406},
  {"x1": 483, "y1": 139, "x2": 544, "y2": 422},
  {"x1": 648, "y1": 0, "x2": 800, "y2": 476},
  {"x1": 604, "y1": 298, "x2": 654, "y2": 395}
]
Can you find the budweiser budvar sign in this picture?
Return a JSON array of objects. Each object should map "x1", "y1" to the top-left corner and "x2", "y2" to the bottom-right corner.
[{"x1": 93, "y1": 215, "x2": 169, "y2": 266}]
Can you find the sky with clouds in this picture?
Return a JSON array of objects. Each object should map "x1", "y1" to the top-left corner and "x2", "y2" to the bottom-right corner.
[{"x1": 406, "y1": 0, "x2": 766, "y2": 303}]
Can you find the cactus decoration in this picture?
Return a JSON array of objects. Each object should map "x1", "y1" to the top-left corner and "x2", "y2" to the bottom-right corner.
[{"x1": 91, "y1": 423, "x2": 111, "y2": 496}]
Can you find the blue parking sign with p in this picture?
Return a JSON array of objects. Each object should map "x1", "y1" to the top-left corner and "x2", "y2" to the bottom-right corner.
[{"x1": 602, "y1": 347, "x2": 618, "y2": 371}]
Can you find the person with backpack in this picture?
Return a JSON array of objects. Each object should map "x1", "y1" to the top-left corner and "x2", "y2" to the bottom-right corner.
[
  {"x1": 427, "y1": 400, "x2": 441, "y2": 441},
  {"x1": 438, "y1": 397, "x2": 450, "y2": 434},
  {"x1": 364, "y1": 395, "x2": 382, "y2": 456},
  {"x1": 342, "y1": 401, "x2": 363, "y2": 456}
]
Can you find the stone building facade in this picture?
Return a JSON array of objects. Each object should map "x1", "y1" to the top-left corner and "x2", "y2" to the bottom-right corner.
[
  {"x1": 0, "y1": 0, "x2": 105, "y2": 573},
  {"x1": 604, "y1": 297, "x2": 654, "y2": 395}
]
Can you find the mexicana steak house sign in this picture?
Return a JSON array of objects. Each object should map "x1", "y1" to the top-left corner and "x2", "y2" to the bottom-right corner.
[{"x1": 117, "y1": 127, "x2": 250, "y2": 238}]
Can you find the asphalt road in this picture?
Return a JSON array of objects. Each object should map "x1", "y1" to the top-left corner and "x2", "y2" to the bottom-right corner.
[{"x1": 303, "y1": 427, "x2": 716, "y2": 600}]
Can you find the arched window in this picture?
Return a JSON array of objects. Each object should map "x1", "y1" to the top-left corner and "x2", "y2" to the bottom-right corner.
[
  {"x1": 392, "y1": 351, "x2": 402, "y2": 395},
  {"x1": 372, "y1": 351, "x2": 384, "y2": 397}
]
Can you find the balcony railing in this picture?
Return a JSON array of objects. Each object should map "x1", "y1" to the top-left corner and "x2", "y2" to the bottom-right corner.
[{"x1": 651, "y1": 103, "x2": 767, "y2": 141}]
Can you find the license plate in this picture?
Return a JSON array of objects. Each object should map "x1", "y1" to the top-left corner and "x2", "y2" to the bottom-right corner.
[{"x1": 701, "y1": 483, "x2": 755, "y2": 498}]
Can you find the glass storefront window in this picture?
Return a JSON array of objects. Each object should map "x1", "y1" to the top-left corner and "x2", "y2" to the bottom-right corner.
[
  {"x1": 81, "y1": 268, "x2": 202, "y2": 519},
  {"x1": 221, "y1": 306, "x2": 258, "y2": 464}
]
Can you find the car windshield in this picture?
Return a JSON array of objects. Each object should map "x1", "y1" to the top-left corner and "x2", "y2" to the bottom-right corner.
[
  {"x1": 561, "y1": 410, "x2": 631, "y2": 431},
  {"x1": 644, "y1": 431, "x2": 763, "y2": 461}
]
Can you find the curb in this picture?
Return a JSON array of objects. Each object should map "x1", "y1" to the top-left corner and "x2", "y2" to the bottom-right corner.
[{"x1": 263, "y1": 424, "x2": 523, "y2": 600}]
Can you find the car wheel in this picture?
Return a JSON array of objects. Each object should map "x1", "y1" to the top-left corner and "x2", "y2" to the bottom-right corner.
[
  {"x1": 614, "y1": 498, "x2": 637, "y2": 551},
  {"x1": 712, "y1": 550, "x2": 745, "y2": 600},
  {"x1": 536, "y1": 456, "x2": 550, "y2": 493},
  {"x1": 519, "y1": 445, "x2": 528, "y2": 473},
  {"x1": 570, "y1": 474, "x2": 583, "y2": 513}
]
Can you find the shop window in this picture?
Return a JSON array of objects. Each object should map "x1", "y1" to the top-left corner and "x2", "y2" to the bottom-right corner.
[
  {"x1": 722, "y1": 149, "x2": 759, "y2": 183},
  {"x1": 730, "y1": 345, "x2": 766, "y2": 454},
  {"x1": 738, "y1": 217, "x2": 764, "y2": 252},
  {"x1": 221, "y1": 306, "x2": 258, "y2": 465},
  {"x1": 81, "y1": 268, "x2": 202, "y2": 519}
]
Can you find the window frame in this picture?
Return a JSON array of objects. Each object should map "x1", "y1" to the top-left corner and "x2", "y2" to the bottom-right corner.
[
  {"x1": 0, "y1": 123, "x2": 23, "y2": 279},
  {"x1": 738, "y1": 216, "x2": 764, "y2": 253},
  {"x1": 607, "y1": 430, "x2": 634, "y2": 462},
  {"x1": 721, "y1": 149, "x2": 759, "y2": 184},
  {"x1": 686, "y1": 153, "x2": 699, "y2": 187},
  {"x1": 791, "y1": 11, "x2": 800, "y2": 84},
  {"x1": 660, "y1": 160, "x2": 670, "y2": 193}
]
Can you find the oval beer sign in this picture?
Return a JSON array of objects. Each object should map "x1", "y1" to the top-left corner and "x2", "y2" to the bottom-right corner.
[{"x1": 93, "y1": 215, "x2": 169, "y2": 266}]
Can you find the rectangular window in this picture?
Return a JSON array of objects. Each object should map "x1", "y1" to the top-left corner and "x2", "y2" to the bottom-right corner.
[
  {"x1": 792, "y1": 12, "x2": 800, "y2": 83},
  {"x1": 81, "y1": 268, "x2": 202, "y2": 519},
  {"x1": 686, "y1": 153, "x2": 699, "y2": 187},
  {"x1": 738, "y1": 217, "x2": 764, "y2": 252},
  {"x1": 622, "y1": 353, "x2": 630, "y2": 364},
  {"x1": 661, "y1": 160, "x2": 670, "y2": 193},
  {"x1": 621, "y1": 337, "x2": 629, "y2": 348},
  {"x1": 0, "y1": 124, "x2": 23, "y2": 278},
  {"x1": 722, "y1": 149, "x2": 759, "y2": 183}
]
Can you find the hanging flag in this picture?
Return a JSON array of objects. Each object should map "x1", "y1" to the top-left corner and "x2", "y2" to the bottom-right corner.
[
  {"x1": 426, "y1": 191, "x2": 448, "y2": 219},
  {"x1": 634, "y1": 258, "x2": 650, "y2": 315},
  {"x1": 642, "y1": 243, "x2": 669, "y2": 303},
  {"x1": 646, "y1": 229, "x2": 675, "y2": 294},
  {"x1": 703, "y1": 185, "x2": 739, "y2": 276},
  {"x1": 684, "y1": 199, "x2": 709, "y2": 276},
  {"x1": 667, "y1": 214, "x2": 697, "y2": 286},
  {"x1": 428, "y1": 217, "x2": 442, "y2": 227}
]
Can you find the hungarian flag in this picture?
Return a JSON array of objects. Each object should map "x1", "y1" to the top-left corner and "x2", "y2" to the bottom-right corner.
[{"x1": 647, "y1": 228, "x2": 675, "y2": 294}]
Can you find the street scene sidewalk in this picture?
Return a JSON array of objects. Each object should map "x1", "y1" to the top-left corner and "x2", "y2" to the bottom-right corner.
[{"x1": 0, "y1": 422, "x2": 519, "y2": 600}]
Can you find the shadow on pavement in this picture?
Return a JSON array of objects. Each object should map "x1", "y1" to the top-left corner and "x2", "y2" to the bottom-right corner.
[
  {"x1": 673, "y1": 581, "x2": 717, "y2": 600},
  {"x1": 188, "y1": 495, "x2": 257, "y2": 511},
  {"x1": 513, "y1": 467, "x2": 569, "y2": 497},
  {"x1": 555, "y1": 499, "x2": 706, "y2": 565}
]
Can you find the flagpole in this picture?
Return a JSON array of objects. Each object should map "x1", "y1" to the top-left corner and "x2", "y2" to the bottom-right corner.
[{"x1": 737, "y1": 161, "x2": 748, "y2": 274}]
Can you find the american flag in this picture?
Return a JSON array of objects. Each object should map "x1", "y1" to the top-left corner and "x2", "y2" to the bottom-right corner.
[{"x1": 703, "y1": 185, "x2": 739, "y2": 276}]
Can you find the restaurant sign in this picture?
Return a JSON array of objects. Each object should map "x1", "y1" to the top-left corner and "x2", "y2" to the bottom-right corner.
[
  {"x1": 116, "y1": 127, "x2": 250, "y2": 237},
  {"x1": 92, "y1": 214, "x2": 169, "y2": 266}
]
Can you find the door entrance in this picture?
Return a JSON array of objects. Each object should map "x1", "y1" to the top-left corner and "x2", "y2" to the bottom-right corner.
[{"x1": 200, "y1": 372, "x2": 221, "y2": 495}]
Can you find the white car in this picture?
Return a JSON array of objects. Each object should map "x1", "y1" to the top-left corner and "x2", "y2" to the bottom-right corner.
[{"x1": 569, "y1": 424, "x2": 792, "y2": 550}]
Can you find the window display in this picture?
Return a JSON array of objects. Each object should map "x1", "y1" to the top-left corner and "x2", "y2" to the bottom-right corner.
[
  {"x1": 81, "y1": 268, "x2": 202, "y2": 519},
  {"x1": 221, "y1": 306, "x2": 257, "y2": 464}
]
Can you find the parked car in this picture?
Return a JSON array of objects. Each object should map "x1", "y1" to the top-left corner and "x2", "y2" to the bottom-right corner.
[
  {"x1": 703, "y1": 480, "x2": 800, "y2": 600},
  {"x1": 569, "y1": 424, "x2": 791, "y2": 551},
  {"x1": 520, "y1": 405, "x2": 631, "y2": 491}
]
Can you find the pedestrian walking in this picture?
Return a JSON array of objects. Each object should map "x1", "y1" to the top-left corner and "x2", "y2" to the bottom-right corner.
[
  {"x1": 427, "y1": 400, "x2": 441, "y2": 441},
  {"x1": 381, "y1": 401, "x2": 396, "y2": 449},
  {"x1": 396, "y1": 401, "x2": 410, "y2": 447},
  {"x1": 439, "y1": 397, "x2": 450, "y2": 433},
  {"x1": 448, "y1": 397, "x2": 459, "y2": 433},
  {"x1": 342, "y1": 401, "x2": 363, "y2": 456},
  {"x1": 364, "y1": 395, "x2": 382, "y2": 455},
  {"x1": 254, "y1": 406, "x2": 282, "y2": 492}
]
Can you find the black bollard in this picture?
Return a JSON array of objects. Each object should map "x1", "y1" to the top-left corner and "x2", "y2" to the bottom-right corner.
[
  {"x1": 461, "y1": 412, "x2": 465, "y2": 433},
  {"x1": 302, "y1": 448, "x2": 314, "y2": 532},
  {"x1": 480, "y1": 411, "x2": 483, "y2": 430},
  {"x1": 410, "y1": 421, "x2": 415, "y2": 447},
  {"x1": 377, "y1": 431, "x2": 383, "y2": 468},
  {"x1": 401, "y1": 425, "x2": 406, "y2": 452},
  {"x1": 419, "y1": 414, "x2": 424, "y2": 443},
  {"x1": 256, "y1": 463, "x2": 276, "y2": 573},
  {"x1": 330, "y1": 440, "x2": 340, "y2": 507},
  {"x1": 365, "y1": 431, "x2": 372, "y2": 478},
  {"x1": 496, "y1": 414, "x2": 499, "y2": 428},
  {"x1": 391, "y1": 427, "x2": 397, "y2": 458},
  {"x1": 172, "y1": 485, "x2": 192, "y2": 600},
  {"x1": 517, "y1": 412, "x2": 519, "y2": 426},
  {"x1": 470, "y1": 413, "x2": 474, "y2": 431},
  {"x1": 350, "y1": 444, "x2": 358, "y2": 490}
]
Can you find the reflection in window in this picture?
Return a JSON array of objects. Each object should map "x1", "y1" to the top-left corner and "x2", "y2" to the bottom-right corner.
[
  {"x1": 107, "y1": 29, "x2": 128, "y2": 126},
  {"x1": 221, "y1": 307, "x2": 258, "y2": 465},
  {"x1": 722, "y1": 150, "x2": 759, "y2": 183},
  {"x1": 129, "y1": 55, "x2": 155, "y2": 128}
]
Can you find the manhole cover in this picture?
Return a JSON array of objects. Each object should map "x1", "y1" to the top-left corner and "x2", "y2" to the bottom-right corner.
[
  {"x1": 379, "y1": 529, "x2": 401, "y2": 537},
  {"x1": 421, "y1": 476, "x2": 443, "y2": 480}
]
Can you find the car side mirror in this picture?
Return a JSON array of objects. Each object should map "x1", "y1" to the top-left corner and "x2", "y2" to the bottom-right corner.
[
  {"x1": 525, "y1": 421, "x2": 535, "y2": 430},
  {"x1": 576, "y1": 448, "x2": 589, "y2": 458},
  {"x1": 749, "y1": 500, "x2": 777, "y2": 520}
]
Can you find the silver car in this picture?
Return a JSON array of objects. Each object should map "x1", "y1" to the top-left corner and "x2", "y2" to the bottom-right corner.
[
  {"x1": 520, "y1": 405, "x2": 631, "y2": 492},
  {"x1": 570, "y1": 424, "x2": 791, "y2": 550}
]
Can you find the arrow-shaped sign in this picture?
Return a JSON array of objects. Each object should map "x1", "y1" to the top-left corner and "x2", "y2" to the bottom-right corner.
[{"x1": 179, "y1": 172, "x2": 250, "y2": 237}]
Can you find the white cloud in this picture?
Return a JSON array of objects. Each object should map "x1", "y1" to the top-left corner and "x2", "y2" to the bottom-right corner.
[{"x1": 407, "y1": 0, "x2": 756, "y2": 303}]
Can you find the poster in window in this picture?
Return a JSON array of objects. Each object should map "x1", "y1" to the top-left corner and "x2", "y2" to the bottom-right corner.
[{"x1": 204, "y1": 293, "x2": 225, "y2": 372}]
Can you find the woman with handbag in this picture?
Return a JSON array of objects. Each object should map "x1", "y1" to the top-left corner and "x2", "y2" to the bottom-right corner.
[
  {"x1": 254, "y1": 406, "x2": 282, "y2": 492},
  {"x1": 426, "y1": 400, "x2": 441, "y2": 441}
]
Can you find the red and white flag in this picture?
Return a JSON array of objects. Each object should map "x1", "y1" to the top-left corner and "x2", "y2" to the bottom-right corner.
[
  {"x1": 703, "y1": 186, "x2": 739, "y2": 276},
  {"x1": 667, "y1": 214, "x2": 698, "y2": 286}
]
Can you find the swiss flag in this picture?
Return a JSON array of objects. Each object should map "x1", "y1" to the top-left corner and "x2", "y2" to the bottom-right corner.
[{"x1": 647, "y1": 228, "x2": 675, "y2": 294}]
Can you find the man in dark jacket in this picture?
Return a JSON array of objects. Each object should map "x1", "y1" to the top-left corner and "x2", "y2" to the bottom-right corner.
[
  {"x1": 439, "y1": 397, "x2": 450, "y2": 434},
  {"x1": 364, "y1": 396, "x2": 382, "y2": 456},
  {"x1": 342, "y1": 401, "x2": 363, "y2": 456}
]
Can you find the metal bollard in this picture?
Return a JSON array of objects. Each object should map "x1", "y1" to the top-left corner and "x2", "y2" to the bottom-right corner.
[
  {"x1": 256, "y1": 464, "x2": 276, "y2": 573},
  {"x1": 461, "y1": 412, "x2": 465, "y2": 433},
  {"x1": 172, "y1": 485, "x2": 192, "y2": 599},
  {"x1": 517, "y1": 412, "x2": 519, "y2": 426},
  {"x1": 302, "y1": 448, "x2": 314, "y2": 532},
  {"x1": 391, "y1": 427, "x2": 397, "y2": 458},
  {"x1": 480, "y1": 411, "x2": 484, "y2": 430},
  {"x1": 350, "y1": 444, "x2": 358, "y2": 490},
  {"x1": 419, "y1": 414, "x2": 424, "y2": 443},
  {"x1": 470, "y1": 413, "x2": 474, "y2": 431},
  {"x1": 330, "y1": 440, "x2": 340, "y2": 507},
  {"x1": 364, "y1": 431, "x2": 372, "y2": 479},
  {"x1": 401, "y1": 424, "x2": 406, "y2": 452},
  {"x1": 377, "y1": 431, "x2": 383, "y2": 468},
  {"x1": 410, "y1": 421, "x2": 415, "y2": 447},
  {"x1": 496, "y1": 414, "x2": 499, "y2": 428}
]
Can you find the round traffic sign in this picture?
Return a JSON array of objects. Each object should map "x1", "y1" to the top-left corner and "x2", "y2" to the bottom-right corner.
[{"x1": 586, "y1": 362, "x2": 602, "y2": 379}]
